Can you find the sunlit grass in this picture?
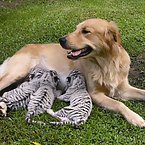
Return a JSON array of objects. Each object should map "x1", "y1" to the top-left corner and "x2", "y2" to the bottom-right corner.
[{"x1": 0, "y1": 0, "x2": 145, "y2": 144}]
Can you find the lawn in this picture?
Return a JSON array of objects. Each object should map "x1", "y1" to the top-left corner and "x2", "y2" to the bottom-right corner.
[{"x1": 0, "y1": 0, "x2": 145, "y2": 144}]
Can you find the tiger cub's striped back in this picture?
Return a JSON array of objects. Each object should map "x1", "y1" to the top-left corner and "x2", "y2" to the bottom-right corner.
[
  {"x1": 48, "y1": 70, "x2": 92, "y2": 127},
  {"x1": 25, "y1": 69, "x2": 61, "y2": 124},
  {"x1": 0, "y1": 65, "x2": 52, "y2": 112},
  {"x1": 0, "y1": 69, "x2": 42, "y2": 112},
  {"x1": 0, "y1": 65, "x2": 60, "y2": 118}
]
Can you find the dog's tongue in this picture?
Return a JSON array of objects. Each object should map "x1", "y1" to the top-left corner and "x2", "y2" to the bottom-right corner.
[{"x1": 71, "y1": 50, "x2": 81, "y2": 56}]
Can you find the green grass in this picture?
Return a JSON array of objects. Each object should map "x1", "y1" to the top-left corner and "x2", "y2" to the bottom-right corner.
[{"x1": 0, "y1": 0, "x2": 145, "y2": 144}]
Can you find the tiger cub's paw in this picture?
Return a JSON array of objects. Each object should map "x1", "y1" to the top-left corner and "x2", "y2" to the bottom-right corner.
[{"x1": 0, "y1": 102, "x2": 7, "y2": 117}]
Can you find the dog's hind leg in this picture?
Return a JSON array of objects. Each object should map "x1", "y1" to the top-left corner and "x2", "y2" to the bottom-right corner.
[
  {"x1": 0, "y1": 54, "x2": 38, "y2": 91},
  {"x1": 118, "y1": 82, "x2": 145, "y2": 101}
]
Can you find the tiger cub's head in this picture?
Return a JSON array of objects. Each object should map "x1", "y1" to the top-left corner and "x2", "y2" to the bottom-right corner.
[
  {"x1": 28, "y1": 65, "x2": 49, "y2": 81},
  {"x1": 65, "y1": 70, "x2": 86, "y2": 91}
]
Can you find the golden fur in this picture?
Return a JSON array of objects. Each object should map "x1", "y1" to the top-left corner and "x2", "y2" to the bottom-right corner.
[{"x1": 0, "y1": 18, "x2": 145, "y2": 127}]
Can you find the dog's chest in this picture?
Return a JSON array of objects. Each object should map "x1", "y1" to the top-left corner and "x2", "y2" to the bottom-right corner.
[{"x1": 85, "y1": 62, "x2": 122, "y2": 95}]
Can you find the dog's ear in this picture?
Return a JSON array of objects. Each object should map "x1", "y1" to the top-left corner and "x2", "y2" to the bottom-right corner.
[{"x1": 105, "y1": 21, "x2": 122, "y2": 46}]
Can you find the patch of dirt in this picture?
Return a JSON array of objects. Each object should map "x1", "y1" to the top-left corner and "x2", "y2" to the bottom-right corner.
[
  {"x1": 129, "y1": 51, "x2": 145, "y2": 89},
  {"x1": 0, "y1": 0, "x2": 56, "y2": 9},
  {"x1": 0, "y1": 0, "x2": 24, "y2": 9}
]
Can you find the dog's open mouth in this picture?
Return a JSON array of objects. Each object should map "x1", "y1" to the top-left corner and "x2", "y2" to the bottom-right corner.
[{"x1": 67, "y1": 45, "x2": 93, "y2": 60}]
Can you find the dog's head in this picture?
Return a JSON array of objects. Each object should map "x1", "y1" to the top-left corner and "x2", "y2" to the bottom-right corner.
[{"x1": 59, "y1": 18, "x2": 121, "y2": 60}]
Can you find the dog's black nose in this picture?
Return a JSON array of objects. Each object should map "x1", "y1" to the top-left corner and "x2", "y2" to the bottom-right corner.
[
  {"x1": 59, "y1": 37, "x2": 67, "y2": 49},
  {"x1": 59, "y1": 37, "x2": 66, "y2": 44}
]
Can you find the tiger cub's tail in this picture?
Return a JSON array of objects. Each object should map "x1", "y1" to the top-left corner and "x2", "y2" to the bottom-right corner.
[
  {"x1": 31, "y1": 120, "x2": 47, "y2": 126},
  {"x1": 27, "y1": 119, "x2": 85, "y2": 127},
  {"x1": 49, "y1": 119, "x2": 84, "y2": 127}
]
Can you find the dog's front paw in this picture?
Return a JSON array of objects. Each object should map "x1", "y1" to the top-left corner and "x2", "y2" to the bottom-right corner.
[
  {"x1": 126, "y1": 111, "x2": 145, "y2": 127},
  {"x1": 0, "y1": 102, "x2": 7, "y2": 117}
]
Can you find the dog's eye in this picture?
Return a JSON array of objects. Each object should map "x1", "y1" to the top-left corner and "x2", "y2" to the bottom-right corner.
[{"x1": 82, "y1": 29, "x2": 91, "y2": 34}]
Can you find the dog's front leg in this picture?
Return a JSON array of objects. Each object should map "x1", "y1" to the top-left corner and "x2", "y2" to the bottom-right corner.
[{"x1": 90, "y1": 91, "x2": 145, "y2": 127}]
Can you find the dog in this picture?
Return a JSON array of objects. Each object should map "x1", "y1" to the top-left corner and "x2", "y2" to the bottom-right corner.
[{"x1": 0, "y1": 18, "x2": 145, "y2": 127}]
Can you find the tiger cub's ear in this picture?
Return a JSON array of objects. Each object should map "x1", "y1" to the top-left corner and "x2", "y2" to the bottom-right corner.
[
  {"x1": 50, "y1": 70, "x2": 59, "y2": 82},
  {"x1": 67, "y1": 77, "x2": 71, "y2": 83}
]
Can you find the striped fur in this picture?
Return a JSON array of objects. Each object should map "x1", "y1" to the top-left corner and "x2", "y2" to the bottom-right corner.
[
  {"x1": 0, "y1": 78, "x2": 40, "y2": 111},
  {"x1": 0, "y1": 65, "x2": 60, "y2": 121},
  {"x1": 25, "y1": 68, "x2": 61, "y2": 124},
  {"x1": 0, "y1": 65, "x2": 50, "y2": 111},
  {"x1": 48, "y1": 70, "x2": 92, "y2": 127}
]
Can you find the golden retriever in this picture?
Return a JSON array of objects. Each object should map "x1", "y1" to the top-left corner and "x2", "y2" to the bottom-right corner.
[{"x1": 0, "y1": 18, "x2": 145, "y2": 127}]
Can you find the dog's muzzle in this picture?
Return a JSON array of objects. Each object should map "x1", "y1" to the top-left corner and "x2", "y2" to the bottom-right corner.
[
  {"x1": 59, "y1": 37, "x2": 68, "y2": 49},
  {"x1": 67, "y1": 45, "x2": 93, "y2": 60},
  {"x1": 59, "y1": 37, "x2": 93, "y2": 60}
]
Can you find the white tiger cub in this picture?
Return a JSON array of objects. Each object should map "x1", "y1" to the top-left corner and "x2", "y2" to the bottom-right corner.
[
  {"x1": 0, "y1": 66, "x2": 43, "y2": 116},
  {"x1": 0, "y1": 64, "x2": 60, "y2": 120},
  {"x1": 47, "y1": 70, "x2": 92, "y2": 127},
  {"x1": 25, "y1": 69, "x2": 61, "y2": 124}
]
